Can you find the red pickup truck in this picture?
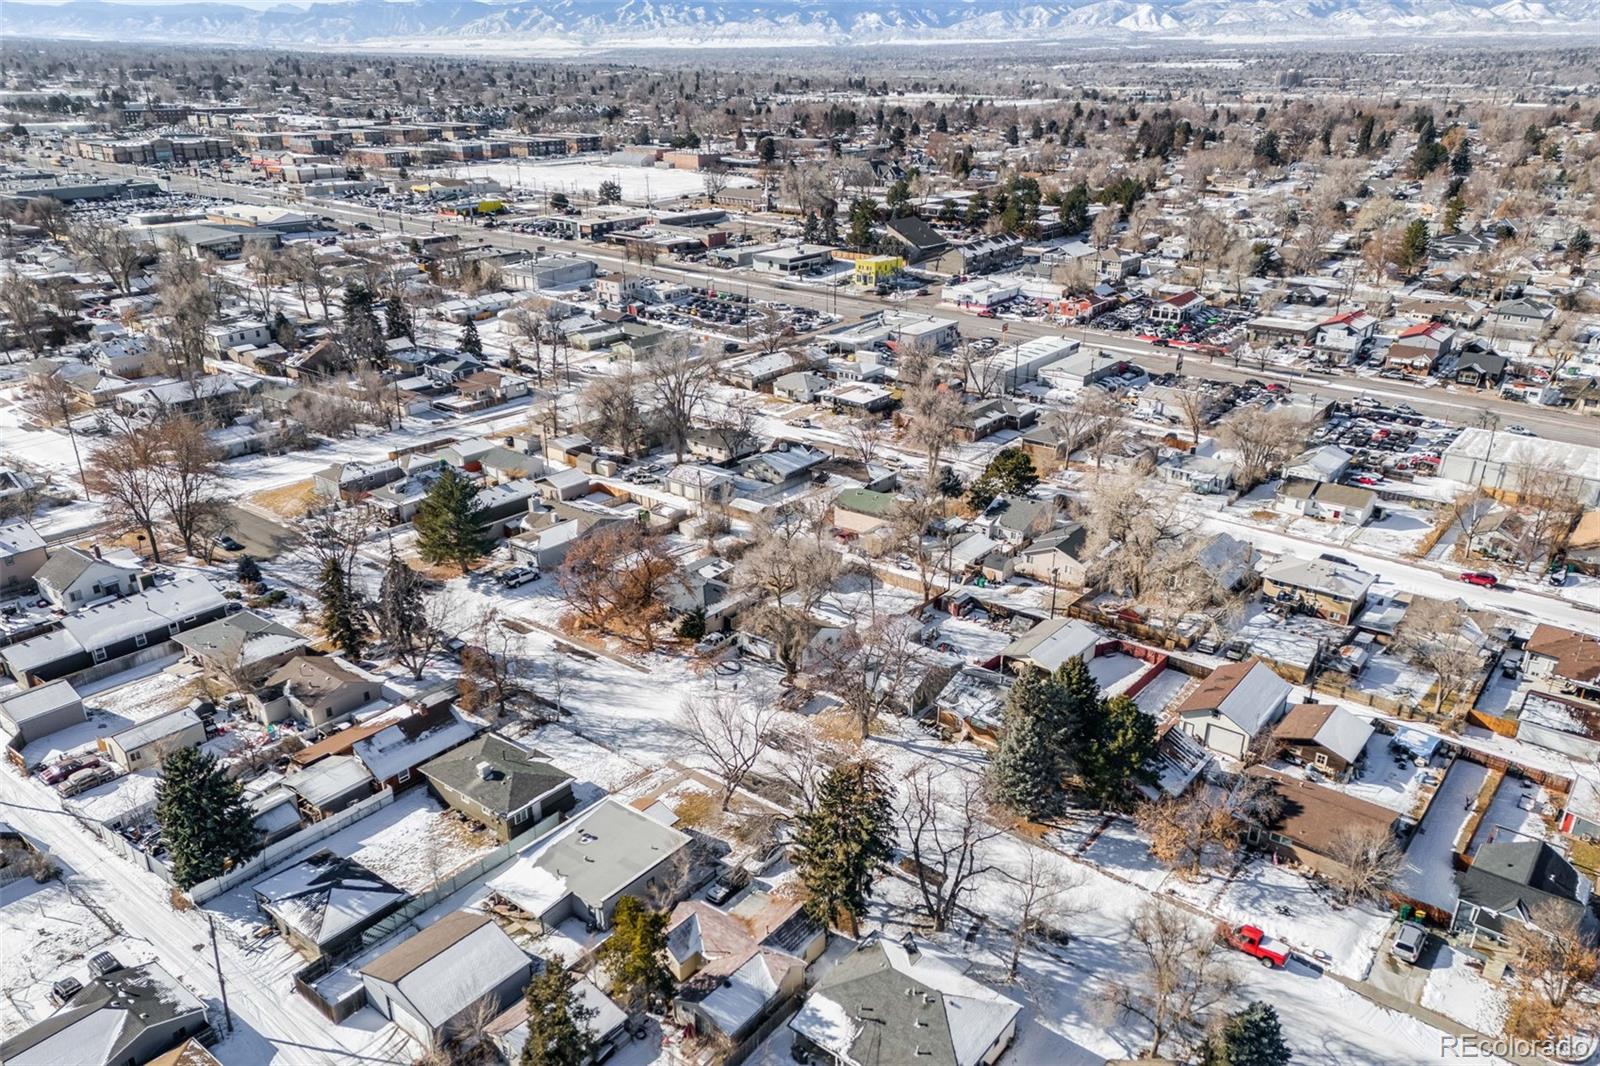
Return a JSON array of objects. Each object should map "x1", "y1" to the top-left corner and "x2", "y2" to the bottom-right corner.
[{"x1": 1226, "y1": 925, "x2": 1290, "y2": 968}]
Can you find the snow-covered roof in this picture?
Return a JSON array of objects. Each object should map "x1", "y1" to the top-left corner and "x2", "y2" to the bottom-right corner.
[
  {"x1": 1177, "y1": 659, "x2": 1291, "y2": 738},
  {"x1": 253, "y1": 851, "x2": 406, "y2": 949},
  {"x1": 285, "y1": 754, "x2": 374, "y2": 809},
  {"x1": 361, "y1": 911, "x2": 528, "y2": 1028},
  {"x1": 0, "y1": 679, "x2": 81, "y2": 726},
  {"x1": 791, "y1": 938, "x2": 1020, "y2": 1066},
  {"x1": 701, "y1": 951, "x2": 801, "y2": 1036},
  {"x1": 0, "y1": 519, "x2": 45, "y2": 558},
  {"x1": 1000, "y1": 618, "x2": 1100, "y2": 673},
  {"x1": 353, "y1": 711, "x2": 477, "y2": 783},
  {"x1": 107, "y1": 707, "x2": 201, "y2": 754}
]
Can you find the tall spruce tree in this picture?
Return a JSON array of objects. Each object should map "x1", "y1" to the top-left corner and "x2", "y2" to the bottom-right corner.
[
  {"x1": 460, "y1": 315, "x2": 484, "y2": 358},
  {"x1": 1078, "y1": 694, "x2": 1158, "y2": 809},
  {"x1": 1203, "y1": 1001, "x2": 1293, "y2": 1066},
  {"x1": 383, "y1": 292, "x2": 413, "y2": 341},
  {"x1": 521, "y1": 964, "x2": 598, "y2": 1066},
  {"x1": 414, "y1": 468, "x2": 491, "y2": 572},
  {"x1": 794, "y1": 759, "x2": 894, "y2": 937},
  {"x1": 988, "y1": 668, "x2": 1064, "y2": 820},
  {"x1": 156, "y1": 747, "x2": 260, "y2": 889},
  {"x1": 319, "y1": 556, "x2": 368, "y2": 658},
  {"x1": 339, "y1": 282, "x2": 385, "y2": 367},
  {"x1": 595, "y1": 897, "x2": 672, "y2": 1011}
]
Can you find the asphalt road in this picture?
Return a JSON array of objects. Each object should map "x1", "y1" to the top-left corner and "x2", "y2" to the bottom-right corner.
[
  {"x1": 47, "y1": 153, "x2": 1600, "y2": 445},
  {"x1": 219, "y1": 501, "x2": 300, "y2": 561}
]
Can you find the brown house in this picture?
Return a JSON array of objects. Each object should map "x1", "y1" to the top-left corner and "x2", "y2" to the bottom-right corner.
[
  {"x1": 1243, "y1": 766, "x2": 1403, "y2": 879},
  {"x1": 1271, "y1": 703, "x2": 1374, "y2": 775}
]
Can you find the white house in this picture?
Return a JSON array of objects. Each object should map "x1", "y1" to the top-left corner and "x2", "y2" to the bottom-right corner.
[
  {"x1": 1174, "y1": 658, "x2": 1292, "y2": 759},
  {"x1": 361, "y1": 911, "x2": 532, "y2": 1047}
]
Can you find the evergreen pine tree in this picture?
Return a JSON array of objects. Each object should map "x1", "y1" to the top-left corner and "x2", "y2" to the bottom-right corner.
[
  {"x1": 987, "y1": 669, "x2": 1064, "y2": 820},
  {"x1": 460, "y1": 316, "x2": 484, "y2": 359},
  {"x1": 794, "y1": 759, "x2": 894, "y2": 937},
  {"x1": 520, "y1": 965, "x2": 597, "y2": 1066},
  {"x1": 318, "y1": 556, "x2": 368, "y2": 658},
  {"x1": 383, "y1": 292, "x2": 413, "y2": 340},
  {"x1": 802, "y1": 210, "x2": 821, "y2": 244},
  {"x1": 156, "y1": 747, "x2": 261, "y2": 889},
  {"x1": 339, "y1": 282, "x2": 385, "y2": 366},
  {"x1": 1398, "y1": 219, "x2": 1430, "y2": 274},
  {"x1": 414, "y1": 468, "x2": 492, "y2": 572},
  {"x1": 235, "y1": 554, "x2": 262, "y2": 585},
  {"x1": 1202, "y1": 1001, "x2": 1293, "y2": 1066},
  {"x1": 595, "y1": 897, "x2": 672, "y2": 1011},
  {"x1": 1078, "y1": 695, "x2": 1158, "y2": 809}
]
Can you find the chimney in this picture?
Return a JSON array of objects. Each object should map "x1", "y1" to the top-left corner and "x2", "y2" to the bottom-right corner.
[
  {"x1": 476, "y1": 761, "x2": 495, "y2": 780},
  {"x1": 901, "y1": 931, "x2": 919, "y2": 960},
  {"x1": 92, "y1": 545, "x2": 102, "y2": 559}
]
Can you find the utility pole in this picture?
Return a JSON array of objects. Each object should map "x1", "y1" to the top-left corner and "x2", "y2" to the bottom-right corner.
[{"x1": 207, "y1": 914, "x2": 233, "y2": 1036}]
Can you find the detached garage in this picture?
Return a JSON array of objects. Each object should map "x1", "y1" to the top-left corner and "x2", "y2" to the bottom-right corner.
[
  {"x1": 361, "y1": 911, "x2": 532, "y2": 1047},
  {"x1": 0, "y1": 679, "x2": 84, "y2": 748}
]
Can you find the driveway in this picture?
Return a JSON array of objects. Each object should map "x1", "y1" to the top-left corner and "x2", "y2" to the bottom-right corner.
[
  {"x1": 1365, "y1": 921, "x2": 1438, "y2": 1003},
  {"x1": 219, "y1": 503, "x2": 300, "y2": 561}
]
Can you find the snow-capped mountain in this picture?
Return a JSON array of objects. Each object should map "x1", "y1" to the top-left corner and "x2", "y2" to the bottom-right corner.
[{"x1": 3, "y1": 0, "x2": 1595, "y2": 50}]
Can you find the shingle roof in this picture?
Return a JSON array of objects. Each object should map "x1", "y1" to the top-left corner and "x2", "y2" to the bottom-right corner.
[{"x1": 419, "y1": 732, "x2": 572, "y2": 817}]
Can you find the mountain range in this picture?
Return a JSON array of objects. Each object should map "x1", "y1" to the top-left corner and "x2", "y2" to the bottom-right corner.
[{"x1": 3, "y1": 0, "x2": 1595, "y2": 51}]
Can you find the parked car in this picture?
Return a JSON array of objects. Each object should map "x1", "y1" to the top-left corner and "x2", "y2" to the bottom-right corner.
[
  {"x1": 60, "y1": 766, "x2": 116, "y2": 797},
  {"x1": 1390, "y1": 922, "x2": 1428, "y2": 965},
  {"x1": 499, "y1": 566, "x2": 541, "y2": 588},
  {"x1": 695, "y1": 632, "x2": 732, "y2": 655},
  {"x1": 1459, "y1": 571, "x2": 1499, "y2": 588},
  {"x1": 1226, "y1": 924, "x2": 1290, "y2": 968},
  {"x1": 213, "y1": 535, "x2": 244, "y2": 552},
  {"x1": 41, "y1": 756, "x2": 100, "y2": 785},
  {"x1": 705, "y1": 866, "x2": 751, "y2": 905}
]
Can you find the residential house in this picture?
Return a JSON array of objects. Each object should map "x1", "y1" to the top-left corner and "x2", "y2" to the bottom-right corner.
[
  {"x1": 1454, "y1": 840, "x2": 1594, "y2": 941},
  {"x1": 1271, "y1": 703, "x2": 1374, "y2": 775},
  {"x1": 1523, "y1": 624, "x2": 1600, "y2": 704},
  {"x1": 360, "y1": 911, "x2": 532, "y2": 1047},
  {"x1": 0, "y1": 519, "x2": 47, "y2": 595},
  {"x1": 172, "y1": 610, "x2": 309, "y2": 685},
  {"x1": 113, "y1": 374, "x2": 257, "y2": 418},
  {"x1": 483, "y1": 798, "x2": 693, "y2": 931},
  {"x1": 1492, "y1": 297, "x2": 1555, "y2": 335},
  {"x1": 667, "y1": 898, "x2": 819, "y2": 1044},
  {"x1": 249, "y1": 654, "x2": 383, "y2": 728},
  {"x1": 1012, "y1": 523, "x2": 1092, "y2": 587},
  {"x1": 253, "y1": 852, "x2": 409, "y2": 958},
  {"x1": 1158, "y1": 452, "x2": 1236, "y2": 495},
  {"x1": 686, "y1": 425, "x2": 760, "y2": 464},
  {"x1": 419, "y1": 732, "x2": 576, "y2": 842},
  {"x1": 832, "y1": 488, "x2": 898, "y2": 538},
  {"x1": 0, "y1": 679, "x2": 85, "y2": 748},
  {"x1": 1466, "y1": 509, "x2": 1527, "y2": 562},
  {"x1": 1194, "y1": 533, "x2": 1257, "y2": 592},
  {"x1": 102, "y1": 705, "x2": 207, "y2": 771},
  {"x1": 1174, "y1": 658, "x2": 1292, "y2": 760},
  {"x1": 1274, "y1": 479, "x2": 1378, "y2": 526},
  {"x1": 1285, "y1": 446, "x2": 1354, "y2": 485},
  {"x1": 1453, "y1": 346, "x2": 1510, "y2": 389},
  {"x1": 352, "y1": 702, "x2": 479, "y2": 792},
  {"x1": 537, "y1": 468, "x2": 592, "y2": 503},
  {"x1": 983, "y1": 496, "x2": 1055, "y2": 545},
  {"x1": 32, "y1": 546, "x2": 142, "y2": 610},
  {"x1": 1243, "y1": 767, "x2": 1404, "y2": 880},
  {"x1": 773, "y1": 370, "x2": 829, "y2": 404},
  {"x1": 1385, "y1": 321, "x2": 1456, "y2": 375},
  {"x1": 1, "y1": 577, "x2": 232, "y2": 686},
  {"x1": 1312, "y1": 309, "x2": 1378, "y2": 361},
  {"x1": 0, "y1": 960, "x2": 209, "y2": 1066},
  {"x1": 446, "y1": 370, "x2": 530, "y2": 412},
  {"x1": 1261, "y1": 556, "x2": 1375, "y2": 624},
  {"x1": 789, "y1": 936, "x2": 1021, "y2": 1066},
  {"x1": 742, "y1": 445, "x2": 828, "y2": 486},
  {"x1": 997, "y1": 618, "x2": 1100, "y2": 675},
  {"x1": 313, "y1": 459, "x2": 404, "y2": 502},
  {"x1": 666, "y1": 463, "x2": 737, "y2": 505}
]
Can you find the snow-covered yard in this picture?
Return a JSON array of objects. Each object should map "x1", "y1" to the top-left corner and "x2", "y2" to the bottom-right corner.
[
  {"x1": 0, "y1": 878, "x2": 119, "y2": 1038},
  {"x1": 1395, "y1": 759, "x2": 1488, "y2": 913}
]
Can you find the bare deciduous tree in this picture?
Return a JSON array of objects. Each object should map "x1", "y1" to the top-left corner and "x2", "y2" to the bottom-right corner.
[
  {"x1": 1395, "y1": 598, "x2": 1485, "y2": 718},
  {"x1": 642, "y1": 335, "x2": 719, "y2": 463},
  {"x1": 679, "y1": 694, "x2": 780, "y2": 809},
  {"x1": 1323, "y1": 823, "x2": 1404, "y2": 904},
  {"x1": 1110, "y1": 901, "x2": 1240, "y2": 1060},
  {"x1": 898, "y1": 761, "x2": 1002, "y2": 932},
  {"x1": 1219, "y1": 408, "x2": 1307, "y2": 490},
  {"x1": 1000, "y1": 848, "x2": 1084, "y2": 980}
]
